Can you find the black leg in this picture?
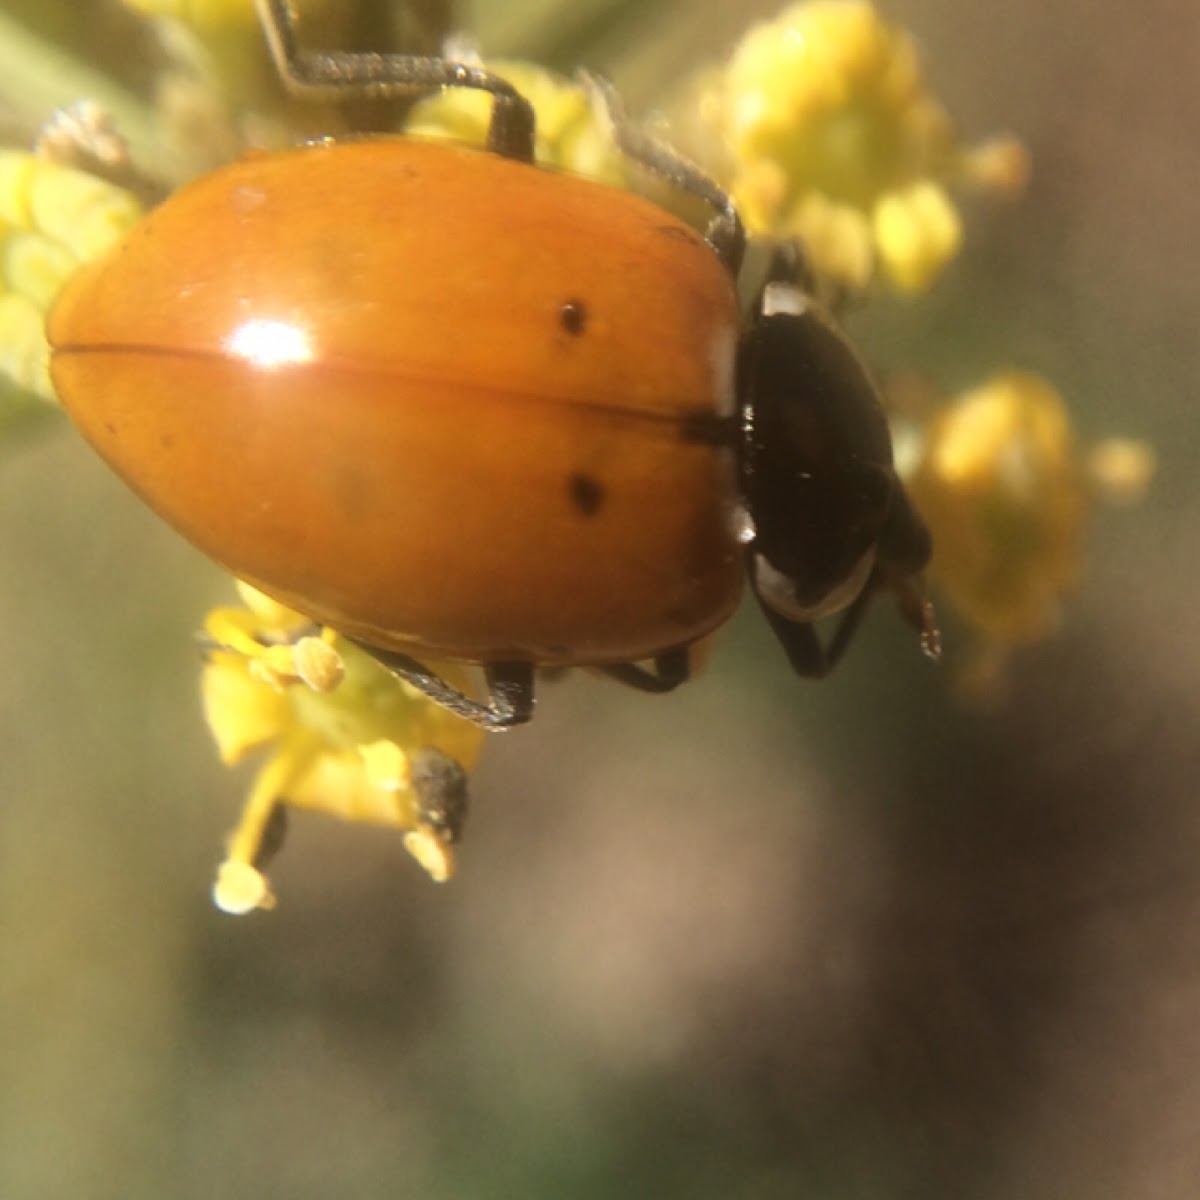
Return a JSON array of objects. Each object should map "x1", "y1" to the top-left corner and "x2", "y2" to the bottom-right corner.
[
  {"x1": 597, "y1": 646, "x2": 691, "y2": 694},
  {"x1": 349, "y1": 640, "x2": 535, "y2": 730},
  {"x1": 254, "y1": 0, "x2": 536, "y2": 162}
]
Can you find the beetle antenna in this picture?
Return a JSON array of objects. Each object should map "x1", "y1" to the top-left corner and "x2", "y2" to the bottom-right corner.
[
  {"x1": 254, "y1": 0, "x2": 535, "y2": 162},
  {"x1": 582, "y1": 73, "x2": 744, "y2": 276}
]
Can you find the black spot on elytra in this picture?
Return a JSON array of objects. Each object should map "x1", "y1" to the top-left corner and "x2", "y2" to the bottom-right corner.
[
  {"x1": 567, "y1": 472, "x2": 605, "y2": 517},
  {"x1": 560, "y1": 299, "x2": 588, "y2": 336}
]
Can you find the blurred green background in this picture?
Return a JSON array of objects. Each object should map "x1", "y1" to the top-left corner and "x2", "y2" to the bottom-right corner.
[{"x1": 2, "y1": 1, "x2": 1198, "y2": 1197}]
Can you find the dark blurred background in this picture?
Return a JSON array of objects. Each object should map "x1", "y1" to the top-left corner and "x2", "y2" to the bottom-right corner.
[{"x1": 1, "y1": 1, "x2": 1198, "y2": 1197}]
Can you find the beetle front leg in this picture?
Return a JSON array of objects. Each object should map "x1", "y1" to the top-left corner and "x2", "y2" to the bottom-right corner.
[
  {"x1": 755, "y1": 567, "x2": 940, "y2": 678},
  {"x1": 583, "y1": 74, "x2": 744, "y2": 275},
  {"x1": 753, "y1": 585, "x2": 875, "y2": 679}
]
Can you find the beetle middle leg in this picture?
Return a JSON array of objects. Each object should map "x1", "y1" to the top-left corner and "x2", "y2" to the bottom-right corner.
[
  {"x1": 254, "y1": 0, "x2": 535, "y2": 162},
  {"x1": 596, "y1": 646, "x2": 691, "y2": 694},
  {"x1": 752, "y1": 584, "x2": 875, "y2": 679},
  {"x1": 349, "y1": 640, "x2": 535, "y2": 730}
]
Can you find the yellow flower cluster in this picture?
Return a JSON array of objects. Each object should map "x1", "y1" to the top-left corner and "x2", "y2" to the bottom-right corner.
[
  {"x1": 908, "y1": 373, "x2": 1088, "y2": 645},
  {"x1": 902, "y1": 372, "x2": 1154, "y2": 692},
  {"x1": 692, "y1": 0, "x2": 1028, "y2": 292},
  {"x1": 202, "y1": 584, "x2": 486, "y2": 914},
  {"x1": 0, "y1": 150, "x2": 141, "y2": 404}
]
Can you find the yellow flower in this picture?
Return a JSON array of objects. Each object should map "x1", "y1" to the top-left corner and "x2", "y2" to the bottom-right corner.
[
  {"x1": 903, "y1": 371, "x2": 1154, "y2": 690},
  {"x1": 871, "y1": 180, "x2": 961, "y2": 293},
  {"x1": 0, "y1": 151, "x2": 141, "y2": 405},
  {"x1": 690, "y1": 0, "x2": 1028, "y2": 292},
  {"x1": 202, "y1": 583, "x2": 487, "y2": 914}
]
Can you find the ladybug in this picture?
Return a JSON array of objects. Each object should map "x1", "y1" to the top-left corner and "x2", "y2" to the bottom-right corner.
[{"x1": 48, "y1": 0, "x2": 938, "y2": 731}]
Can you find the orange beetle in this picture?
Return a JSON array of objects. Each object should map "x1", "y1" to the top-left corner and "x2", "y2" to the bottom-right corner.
[{"x1": 49, "y1": 0, "x2": 937, "y2": 729}]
